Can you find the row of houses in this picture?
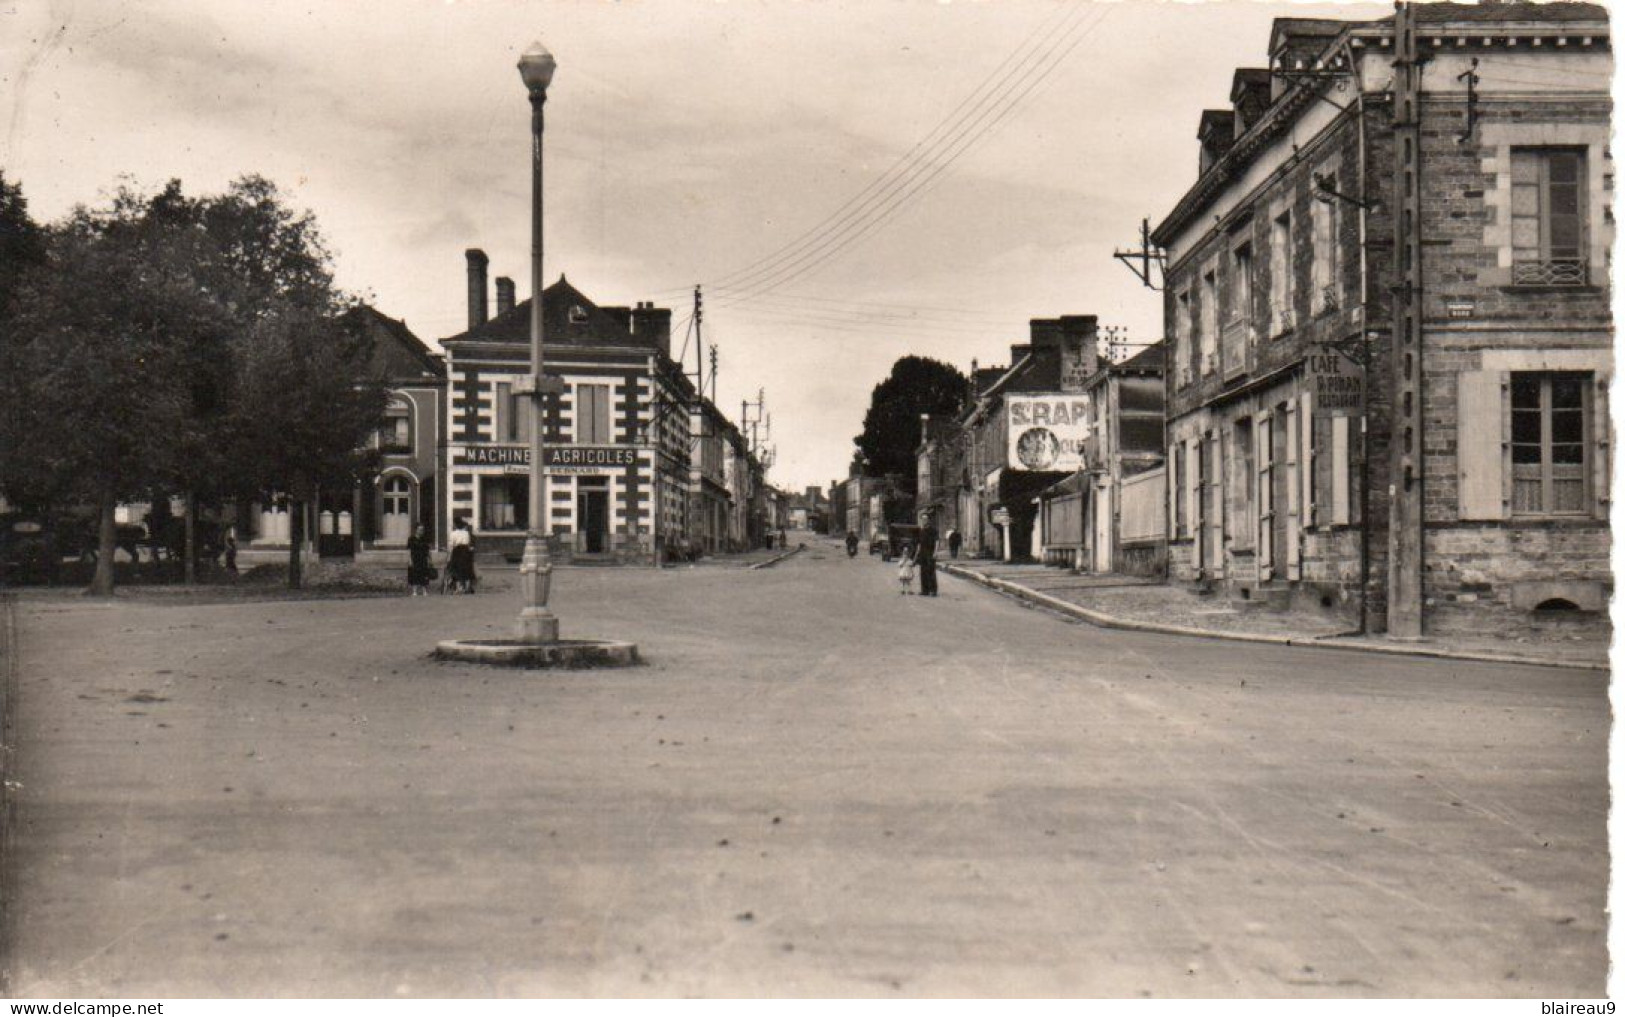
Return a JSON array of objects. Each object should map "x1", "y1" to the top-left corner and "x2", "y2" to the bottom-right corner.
[
  {"x1": 915, "y1": 1, "x2": 1613, "y2": 641},
  {"x1": 235, "y1": 249, "x2": 783, "y2": 567}
]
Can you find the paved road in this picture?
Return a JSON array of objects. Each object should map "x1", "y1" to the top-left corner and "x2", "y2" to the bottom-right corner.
[{"x1": 3, "y1": 544, "x2": 1608, "y2": 996}]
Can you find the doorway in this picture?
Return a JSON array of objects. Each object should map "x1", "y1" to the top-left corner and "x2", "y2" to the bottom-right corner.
[{"x1": 577, "y1": 481, "x2": 609, "y2": 554}]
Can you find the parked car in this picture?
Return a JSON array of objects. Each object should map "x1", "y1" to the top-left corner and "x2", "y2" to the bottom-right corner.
[{"x1": 870, "y1": 523, "x2": 921, "y2": 562}]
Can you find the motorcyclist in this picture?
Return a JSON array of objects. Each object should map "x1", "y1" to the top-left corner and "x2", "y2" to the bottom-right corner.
[{"x1": 844, "y1": 530, "x2": 858, "y2": 558}]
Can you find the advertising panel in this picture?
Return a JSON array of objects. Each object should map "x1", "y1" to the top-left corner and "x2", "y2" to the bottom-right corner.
[{"x1": 1005, "y1": 394, "x2": 1091, "y2": 472}]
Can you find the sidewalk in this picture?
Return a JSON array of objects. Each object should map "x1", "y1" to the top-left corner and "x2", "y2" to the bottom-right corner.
[{"x1": 943, "y1": 560, "x2": 1610, "y2": 671}]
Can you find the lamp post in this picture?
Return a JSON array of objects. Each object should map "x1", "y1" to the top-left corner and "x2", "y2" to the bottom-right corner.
[{"x1": 517, "y1": 41, "x2": 560, "y2": 644}]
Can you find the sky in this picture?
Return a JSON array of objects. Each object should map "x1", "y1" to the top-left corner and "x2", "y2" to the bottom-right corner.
[{"x1": 1, "y1": 0, "x2": 1394, "y2": 493}]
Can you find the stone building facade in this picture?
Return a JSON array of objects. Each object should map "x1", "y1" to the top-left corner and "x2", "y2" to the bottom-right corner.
[{"x1": 1151, "y1": 2, "x2": 1612, "y2": 636}]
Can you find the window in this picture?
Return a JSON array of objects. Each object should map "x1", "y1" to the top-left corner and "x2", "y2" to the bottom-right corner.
[
  {"x1": 1511, "y1": 372, "x2": 1590, "y2": 514},
  {"x1": 569, "y1": 304, "x2": 589, "y2": 324},
  {"x1": 576, "y1": 383, "x2": 612, "y2": 444},
  {"x1": 480, "y1": 475, "x2": 530, "y2": 531},
  {"x1": 379, "y1": 475, "x2": 412, "y2": 542},
  {"x1": 1270, "y1": 210, "x2": 1294, "y2": 333},
  {"x1": 1512, "y1": 149, "x2": 1587, "y2": 286},
  {"x1": 1200, "y1": 268, "x2": 1218, "y2": 374},
  {"x1": 379, "y1": 400, "x2": 411, "y2": 452},
  {"x1": 1229, "y1": 243, "x2": 1254, "y2": 326},
  {"x1": 1175, "y1": 291, "x2": 1192, "y2": 385},
  {"x1": 382, "y1": 475, "x2": 411, "y2": 515},
  {"x1": 1311, "y1": 177, "x2": 1339, "y2": 314}
]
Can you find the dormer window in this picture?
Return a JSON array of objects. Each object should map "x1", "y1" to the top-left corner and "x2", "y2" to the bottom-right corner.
[{"x1": 569, "y1": 305, "x2": 588, "y2": 324}]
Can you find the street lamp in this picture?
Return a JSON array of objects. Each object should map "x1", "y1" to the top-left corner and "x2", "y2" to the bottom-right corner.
[{"x1": 517, "y1": 40, "x2": 560, "y2": 644}]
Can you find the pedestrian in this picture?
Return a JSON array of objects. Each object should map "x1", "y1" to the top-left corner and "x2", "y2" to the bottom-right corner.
[
  {"x1": 897, "y1": 542, "x2": 916, "y2": 595},
  {"x1": 947, "y1": 528, "x2": 961, "y2": 559},
  {"x1": 223, "y1": 526, "x2": 238, "y2": 573},
  {"x1": 406, "y1": 524, "x2": 434, "y2": 596},
  {"x1": 915, "y1": 511, "x2": 940, "y2": 597},
  {"x1": 447, "y1": 517, "x2": 476, "y2": 594},
  {"x1": 845, "y1": 530, "x2": 859, "y2": 558}
]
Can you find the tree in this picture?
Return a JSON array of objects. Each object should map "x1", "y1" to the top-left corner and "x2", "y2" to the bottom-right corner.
[
  {"x1": 853, "y1": 356, "x2": 968, "y2": 485},
  {"x1": 0, "y1": 184, "x2": 223, "y2": 594}
]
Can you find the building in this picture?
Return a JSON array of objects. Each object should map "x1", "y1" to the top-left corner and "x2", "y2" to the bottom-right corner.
[
  {"x1": 1150, "y1": 2, "x2": 1611, "y2": 636},
  {"x1": 1036, "y1": 341, "x2": 1167, "y2": 575},
  {"x1": 439, "y1": 250, "x2": 688, "y2": 565},
  {"x1": 957, "y1": 316, "x2": 1101, "y2": 560},
  {"x1": 242, "y1": 304, "x2": 445, "y2": 563}
]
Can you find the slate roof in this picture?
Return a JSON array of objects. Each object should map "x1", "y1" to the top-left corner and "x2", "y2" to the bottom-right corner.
[
  {"x1": 440, "y1": 275, "x2": 654, "y2": 350},
  {"x1": 340, "y1": 305, "x2": 444, "y2": 380}
]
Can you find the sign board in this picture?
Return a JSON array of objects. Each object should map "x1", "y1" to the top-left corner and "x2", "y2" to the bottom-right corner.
[
  {"x1": 1006, "y1": 394, "x2": 1091, "y2": 472},
  {"x1": 456, "y1": 445, "x2": 640, "y2": 473},
  {"x1": 990, "y1": 507, "x2": 1011, "y2": 526},
  {"x1": 1306, "y1": 347, "x2": 1364, "y2": 418}
]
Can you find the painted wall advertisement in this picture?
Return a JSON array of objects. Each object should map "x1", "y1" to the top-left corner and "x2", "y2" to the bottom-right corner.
[{"x1": 1006, "y1": 394, "x2": 1091, "y2": 472}]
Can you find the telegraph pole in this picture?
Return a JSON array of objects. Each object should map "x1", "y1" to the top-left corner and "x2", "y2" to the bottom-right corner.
[
  {"x1": 1388, "y1": 0, "x2": 1425, "y2": 638},
  {"x1": 693, "y1": 285, "x2": 704, "y2": 401}
]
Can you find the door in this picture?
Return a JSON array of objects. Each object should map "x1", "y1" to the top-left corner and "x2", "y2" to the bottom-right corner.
[
  {"x1": 577, "y1": 490, "x2": 609, "y2": 553},
  {"x1": 379, "y1": 475, "x2": 413, "y2": 544}
]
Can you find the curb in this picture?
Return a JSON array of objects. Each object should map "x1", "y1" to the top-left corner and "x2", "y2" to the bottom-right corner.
[
  {"x1": 0, "y1": 594, "x2": 17, "y2": 992},
  {"x1": 941, "y1": 564, "x2": 1607, "y2": 672},
  {"x1": 747, "y1": 545, "x2": 807, "y2": 570}
]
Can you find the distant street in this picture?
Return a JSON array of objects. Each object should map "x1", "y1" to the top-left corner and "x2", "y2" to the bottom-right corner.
[{"x1": 4, "y1": 541, "x2": 1607, "y2": 997}]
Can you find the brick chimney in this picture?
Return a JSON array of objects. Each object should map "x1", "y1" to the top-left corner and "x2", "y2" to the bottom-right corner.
[
  {"x1": 1059, "y1": 315, "x2": 1099, "y2": 393},
  {"x1": 465, "y1": 249, "x2": 489, "y2": 331},
  {"x1": 495, "y1": 276, "x2": 515, "y2": 317},
  {"x1": 631, "y1": 301, "x2": 673, "y2": 359}
]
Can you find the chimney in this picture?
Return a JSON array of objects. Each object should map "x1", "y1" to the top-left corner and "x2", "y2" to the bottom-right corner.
[
  {"x1": 495, "y1": 276, "x2": 515, "y2": 317},
  {"x1": 631, "y1": 300, "x2": 673, "y2": 359},
  {"x1": 1059, "y1": 315, "x2": 1099, "y2": 392},
  {"x1": 1029, "y1": 318, "x2": 1065, "y2": 350},
  {"x1": 465, "y1": 249, "x2": 489, "y2": 330}
]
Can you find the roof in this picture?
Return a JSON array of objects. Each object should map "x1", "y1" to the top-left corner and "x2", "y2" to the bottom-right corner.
[
  {"x1": 1410, "y1": 2, "x2": 1607, "y2": 24},
  {"x1": 440, "y1": 275, "x2": 658, "y2": 350},
  {"x1": 1114, "y1": 341, "x2": 1165, "y2": 375},
  {"x1": 341, "y1": 304, "x2": 444, "y2": 380}
]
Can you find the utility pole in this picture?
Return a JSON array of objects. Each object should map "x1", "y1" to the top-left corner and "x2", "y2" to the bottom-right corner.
[
  {"x1": 1112, "y1": 217, "x2": 1166, "y2": 290},
  {"x1": 709, "y1": 345, "x2": 719, "y2": 403},
  {"x1": 693, "y1": 285, "x2": 704, "y2": 402},
  {"x1": 1388, "y1": 0, "x2": 1425, "y2": 639}
]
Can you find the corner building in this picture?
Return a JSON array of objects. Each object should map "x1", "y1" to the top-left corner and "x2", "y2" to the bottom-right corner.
[
  {"x1": 1152, "y1": 2, "x2": 1612, "y2": 637},
  {"x1": 440, "y1": 251, "x2": 689, "y2": 565}
]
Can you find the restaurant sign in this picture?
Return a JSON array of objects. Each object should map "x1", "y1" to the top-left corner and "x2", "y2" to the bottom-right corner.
[
  {"x1": 1306, "y1": 346, "x2": 1364, "y2": 418},
  {"x1": 1006, "y1": 394, "x2": 1091, "y2": 472}
]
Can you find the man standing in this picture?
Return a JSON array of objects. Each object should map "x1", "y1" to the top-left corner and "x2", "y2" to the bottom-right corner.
[
  {"x1": 915, "y1": 511, "x2": 940, "y2": 597},
  {"x1": 947, "y1": 527, "x2": 961, "y2": 559}
]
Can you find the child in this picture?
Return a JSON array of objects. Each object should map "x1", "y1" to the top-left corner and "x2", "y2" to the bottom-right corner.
[{"x1": 897, "y1": 542, "x2": 916, "y2": 595}]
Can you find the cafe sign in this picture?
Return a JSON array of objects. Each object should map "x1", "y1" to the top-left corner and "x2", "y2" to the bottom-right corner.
[{"x1": 1307, "y1": 347, "x2": 1364, "y2": 418}]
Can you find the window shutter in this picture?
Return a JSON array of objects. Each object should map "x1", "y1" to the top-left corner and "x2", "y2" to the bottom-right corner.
[
  {"x1": 494, "y1": 382, "x2": 510, "y2": 442},
  {"x1": 1331, "y1": 416, "x2": 1351, "y2": 526},
  {"x1": 1186, "y1": 437, "x2": 1200, "y2": 541},
  {"x1": 1167, "y1": 441, "x2": 1179, "y2": 536},
  {"x1": 1285, "y1": 398, "x2": 1301, "y2": 579},
  {"x1": 1594, "y1": 375, "x2": 1611, "y2": 521},
  {"x1": 1300, "y1": 391, "x2": 1316, "y2": 528},
  {"x1": 1457, "y1": 370, "x2": 1509, "y2": 520}
]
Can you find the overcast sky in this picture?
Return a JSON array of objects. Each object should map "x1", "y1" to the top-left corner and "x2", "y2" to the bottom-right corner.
[{"x1": 2, "y1": 0, "x2": 1394, "y2": 492}]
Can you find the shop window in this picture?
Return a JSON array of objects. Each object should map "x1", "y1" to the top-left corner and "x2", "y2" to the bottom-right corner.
[
  {"x1": 480, "y1": 475, "x2": 530, "y2": 531},
  {"x1": 1511, "y1": 149, "x2": 1587, "y2": 286},
  {"x1": 1511, "y1": 372, "x2": 1590, "y2": 515}
]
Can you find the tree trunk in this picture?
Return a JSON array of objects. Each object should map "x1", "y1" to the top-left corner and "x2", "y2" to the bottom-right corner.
[
  {"x1": 287, "y1": 498, "x2": 304, "y2": 590},
  {"x1": 183, "y1": 493, "x2": 196, "y2": 585},
  {"x1": 88, "y1": 491, "x2": 116, "y2": 597}
]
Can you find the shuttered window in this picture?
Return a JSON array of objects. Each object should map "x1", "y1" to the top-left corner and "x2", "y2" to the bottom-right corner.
[{"x1": 576, "y1": 384, "x2": 612, "y2": 444}]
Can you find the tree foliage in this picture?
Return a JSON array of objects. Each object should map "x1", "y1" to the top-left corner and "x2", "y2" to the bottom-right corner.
[
  {"x1": 853, "y1": 356, "x2": 968, "y2": 484},
  {"x1": 0, "y1": 174, "x2": 387, "y2": 592}
]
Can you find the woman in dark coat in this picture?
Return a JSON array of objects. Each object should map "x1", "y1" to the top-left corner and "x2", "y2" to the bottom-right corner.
[
  {"x1": 406, "y1": 524, "x2": 434, "y2": 596},
  {"x1": 447, "y1": 517, "x2": 476, "y2": 593}
]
